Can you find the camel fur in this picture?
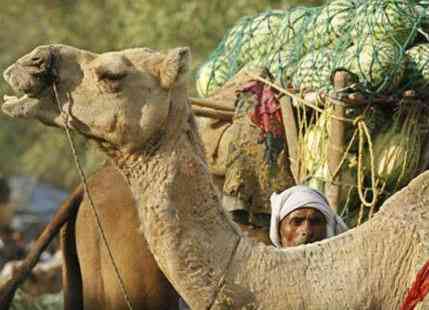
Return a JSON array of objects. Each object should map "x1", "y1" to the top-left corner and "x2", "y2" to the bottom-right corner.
[{"x1": 2, "y1": 44, "x2": 429, "y2": 309}]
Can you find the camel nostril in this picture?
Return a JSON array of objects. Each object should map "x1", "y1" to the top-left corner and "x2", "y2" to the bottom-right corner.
[{"x1": 31, "y1": 57, "x2": 44, "y2": 67}]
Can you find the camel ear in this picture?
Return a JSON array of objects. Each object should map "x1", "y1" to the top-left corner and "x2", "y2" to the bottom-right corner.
[{"x1": 159, "y1": 47, "x2": 191, "y2": 89}]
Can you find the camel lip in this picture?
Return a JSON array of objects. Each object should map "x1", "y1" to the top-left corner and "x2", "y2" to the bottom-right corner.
[
  {"x1": 1, "y1": 94, "x2": 41, "y2": 118},
  {"x1": 3, "y1": 62, "x2": 55, "y2": 100}
]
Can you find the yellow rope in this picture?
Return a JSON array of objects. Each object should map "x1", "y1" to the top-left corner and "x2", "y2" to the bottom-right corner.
[
  {"x1": 249, "y1": 71, "x2": 388, "y2": 220},
  {"x1": 246, "y1": 72, "x2": 354, "y2": 123},
  {"x1": 330, "y1": 129, "x2": 357, "y2": 181},
  {"x1": 355, "y1": 116, "x2": 379, "y2": 208}
]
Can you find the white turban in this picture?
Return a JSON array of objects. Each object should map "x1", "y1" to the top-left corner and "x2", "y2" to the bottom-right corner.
[{"x1": 269, "y1": 185, "x2": 348, "y2": 248}]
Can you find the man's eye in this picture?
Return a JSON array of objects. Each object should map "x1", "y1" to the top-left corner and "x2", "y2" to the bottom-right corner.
[
  {"x1": 310, "y1": 217, "x2": 324, "y2": 225},
  {"x1": 291, "y1": 218, "x2": 303, "y2": 226}
]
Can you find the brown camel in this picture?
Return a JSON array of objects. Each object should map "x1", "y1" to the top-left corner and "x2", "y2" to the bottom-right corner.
[
  {"x1": 0, "y1": 53, "x2": 272, "y2": 309},
  {"x1": 0, "y1": 164, "x2": 181, "y2": 310},
  {"x1": 0, "y1": 165, "x2": 269, "y2": 310},
  {"x1": 2, "y1": 44, "x2": 429, "y2": 309}
]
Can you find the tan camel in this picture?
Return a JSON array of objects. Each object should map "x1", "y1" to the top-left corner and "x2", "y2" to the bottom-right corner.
[
  {"x1": 0, "y1": 162, "x2": 269, "y2": 310},
  {"x1": 0, "y1": 69, "x2": 270, "y2": 309},
  {"x1": 2, "y1": 44, "x2": 429, "y2": 309},
  {"x1": 0, "y1": 51, "x2": 271, "y2": 309}
]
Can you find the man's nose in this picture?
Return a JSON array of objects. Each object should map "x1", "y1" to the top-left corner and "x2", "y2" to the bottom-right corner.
[{"x1": 301, "y1": 222, "x2": 314, "y2": 238}]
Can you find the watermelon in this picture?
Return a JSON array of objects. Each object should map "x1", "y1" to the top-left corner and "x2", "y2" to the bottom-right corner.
[
  {"x1": 292, "y1": 48, "x2": 339, "y2": 92},
  {"x1": 342, "y1": 39, "x2": 406, "y2": 93},
  {"x1": 196, "y1": 55, "x2": 231, "y2": 97},
  {"x1": 269, "y1": 7, "x2": 311, "y2": 56},
  {"x1": 266, "y1": 46, "x2": 300, "y2": 86},
  {"x1": 405, "y1": 43, "x2": 429, "y2": 92},
  {"x1": 324, "y1": 0, "x2": 360, "y2": 37},
  {"x1": 354, "y1": 0, "x2": 419, "y2": 46},
  {"x1": 302, "y1": 8, "x2": 338, "y2": 51},
  {"x1": 224, "y1": 12, "x2": 285, "y2": 66},
  {"x1": 371, "y1": 108, "x2": 422, "y2": 189}
]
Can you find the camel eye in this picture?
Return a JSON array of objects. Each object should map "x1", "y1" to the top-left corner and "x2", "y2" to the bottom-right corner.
[{"x1": 98, "y1": 70, "x2": 127, "y2": 81}]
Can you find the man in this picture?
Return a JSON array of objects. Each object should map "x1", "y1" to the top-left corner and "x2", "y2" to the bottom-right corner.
[
  {"x1": 270, "y1": 185, "x2": 348, "y2": 248},
  {"x1": 179, "y1": 185, "x2": 345, "y2": 309}
]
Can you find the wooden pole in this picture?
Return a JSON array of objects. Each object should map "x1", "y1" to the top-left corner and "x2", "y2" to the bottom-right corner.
[
  {"x1": 325, "y1": 71, "x2": 353, "y2": 211},
  {"x1": 279, "y1": 95, "x2": 300, "y2": 184},
  {"x1": 417, "y1": 98, "x2": 429, "y2": 174},
  {"x1": 191, "y1": 106, "x2": 233, "y2": 122},
  {"x1": 189, "y1": 97, "x2": 235, "y2": 112}
]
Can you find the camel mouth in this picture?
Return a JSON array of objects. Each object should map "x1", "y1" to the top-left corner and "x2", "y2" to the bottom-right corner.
[
  {"x1": 2, "y1": 68, "x2": 55, "y2": 119},
  {"x1": 2, "y1": 47, "x2": 57, "y2": 119},
  {"x1": 2, "y1": 74, "x2": 54, "y2": 119},
  {"x1": 1, "y1": 93, "x2": 43, "y2": 118}
]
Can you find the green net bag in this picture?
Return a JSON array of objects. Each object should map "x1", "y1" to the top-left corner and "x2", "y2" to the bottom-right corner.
[
  {"x1": 371, "y1": 104, "x2": 422, "y2": 191},
  {"x1": 292, "y1": 48, "x2": 340, "y2": 93},
  {"x1": 322, "y1": 0, "x2": 360, "y2": 37},
  {"x1": 301, "y1": 107, "x2": 356, "y2": 194},
  {"x1": 196, "y1": 0, "x2": 427, "y2": 98},
  {"x1": 224, "y1": 11, "x2": 285, "y2": 67},
  {"x1": 196, "y1": 11, "x2": 285, "y2": 97},
  {"x1": 341, "y1": 38, "x2": 406, "y2": 93},
  {"x1": 353, "y1": 0, "x2": 419, "y2": 46},
  {"x1": 269, "y1": 7, "x2": 309, "y2": 52},
  {"x1": 196, "y1": 55, "x2": 231, "y2": 97},
  {"x1": 405, "y1": 43, "x2": 429, "y2": 93},
  {"x1": 301, "y1": 5, "x2": 346, "y2": 51}
]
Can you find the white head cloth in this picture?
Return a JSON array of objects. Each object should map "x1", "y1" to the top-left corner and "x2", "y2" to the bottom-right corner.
[{"x1": 269, "y1": 185, "x2": 348, "y2": 248}]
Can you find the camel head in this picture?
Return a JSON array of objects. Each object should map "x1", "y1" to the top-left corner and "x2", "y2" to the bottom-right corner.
[{"x1": 2, "y1": 44, "x2": 191, "y2": 153}]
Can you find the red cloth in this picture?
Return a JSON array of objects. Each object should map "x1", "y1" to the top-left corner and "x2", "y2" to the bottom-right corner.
[
  {"x1": 401, "y1": 260, "x2": 429, "y2": 310},
  {"x1": 241, "y1": 80, "x2": 284, "y2": 139}
]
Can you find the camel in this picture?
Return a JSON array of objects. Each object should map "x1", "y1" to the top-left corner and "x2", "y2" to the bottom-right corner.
[
  {"x1": 0, "y1": 161, "x2": 270, "y2": 309},
  {"x1": 0, "y1": 164, "x2": 181, "y2": 310},
  {"x1": 0, "y1": 58, "x2": 272, "y2": 309},
  {"x1": 2, "y1": 44, "x2": 428, "y2": 309},
  {"x1": 0, "y1": 65, "x2": 270, "y2": 309}
]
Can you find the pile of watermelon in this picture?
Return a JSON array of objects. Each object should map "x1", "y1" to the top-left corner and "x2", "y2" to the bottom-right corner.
[
  {"x1": 196, "y1": 0, "x2": 429, "y2": 223},
  {"x1": 196, "y1": 0, "x2": 429, "y2": 97}
]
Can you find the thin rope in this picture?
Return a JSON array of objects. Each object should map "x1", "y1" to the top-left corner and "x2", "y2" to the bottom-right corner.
[
  {"x1": 207, "y1": 236, "x2": 241, "y2": 310},
  {"x1": 355, "y1": 116, "x2": 379, "y2": 208},
  {"x1": 52, "y1": 82, "x2": 134, "y2": 310},
  {"x1": 330, "y1": 129, "x2": 357, "y2": 181},
  {"x1": 246, "y1": 72, "x2": 354, "y2": 123}
]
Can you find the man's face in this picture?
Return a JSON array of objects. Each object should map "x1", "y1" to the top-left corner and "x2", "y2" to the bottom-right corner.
[{"x1": 279, "y1": 207, "x2": 327, "y2": 247}]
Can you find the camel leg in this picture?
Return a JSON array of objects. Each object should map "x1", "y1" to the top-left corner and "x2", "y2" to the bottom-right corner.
[{"x1": 61, "y1": 192, "x2": 84, "y2": 310}]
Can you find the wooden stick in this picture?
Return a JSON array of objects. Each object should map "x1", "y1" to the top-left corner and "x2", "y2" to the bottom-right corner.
[
  {"x1": 279, "y1": 95, "x2": 300, "y2": 184},
  {"x1": 192, "y1": 106, "x2": 233, "y2": 122},
  {"x1": 418, "y1": 129, "x2": 429, "y2": 174},
  {"x1": 325, "y1": 71, "x2": 351, "y2": 211},
  {"x1": 189, "y1": 97, "x2": 235, "y2": 112}
]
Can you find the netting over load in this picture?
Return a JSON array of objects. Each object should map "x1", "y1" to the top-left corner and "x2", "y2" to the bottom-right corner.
[
  {"x1": 197, "y1": 0, "x2": 429, "y2": 97},
  {"x1": 196, "y1": 0, "x2": 429, "y2": 225}
]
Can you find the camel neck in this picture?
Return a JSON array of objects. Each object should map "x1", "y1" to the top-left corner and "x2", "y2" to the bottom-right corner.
[{"x1": 112, "y1": 128, "x2": 241, "y2": 309}]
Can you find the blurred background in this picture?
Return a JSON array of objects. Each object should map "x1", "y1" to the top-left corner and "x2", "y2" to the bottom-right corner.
[
  {"x1": 0, "y1": 0, "x2": 324, "y2": 274},
  {"x1": 0, "y1": 0, "x2": 323, "y2": 191}
]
